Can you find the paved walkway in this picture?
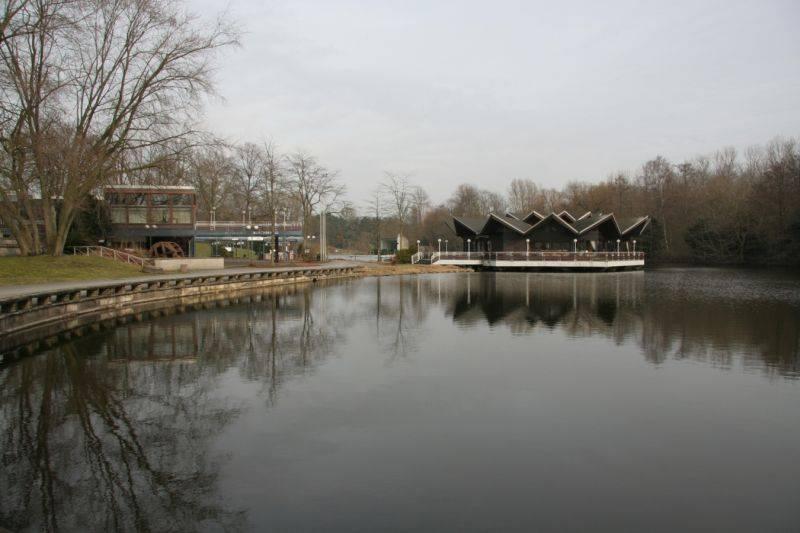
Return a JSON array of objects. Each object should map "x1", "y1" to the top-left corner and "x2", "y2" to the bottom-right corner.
[{"x1": 0, "y1": 261, "x2": 360, "y2": 301}]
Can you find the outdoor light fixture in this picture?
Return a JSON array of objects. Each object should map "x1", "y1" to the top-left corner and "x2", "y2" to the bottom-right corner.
[
  {"x1": 417, "y1": 240, "x2": 421, "y2": 253},
  {"x1": 467, "y1": 238, "x2": 471, "y2": 258},
  {"x1": 526, "y1": 238, "x2": 530, "y2": 258},
  {"x1": 437, "y1": 238, "x2": 442, "y2": 255},
  {"x1": 573, "y1": 238, "x2": 578, "y2": 253},
  {"x1": 616, "y1": 239, "x2": 621, "y2": 253},
  {"x1": 633, "y1": 239, "x2": 637, "y2": 253}
]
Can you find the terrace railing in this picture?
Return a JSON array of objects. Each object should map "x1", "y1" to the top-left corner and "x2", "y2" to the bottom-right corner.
[
  {"x1": 430, "y1": 251, "x2": 645, "y2": 263},
  {"x1": 195, "y1": 221, "x2": 303, "y2": 232},
  {"x1": 71, "y1": 246, "x2": 151, "y2": 267}
]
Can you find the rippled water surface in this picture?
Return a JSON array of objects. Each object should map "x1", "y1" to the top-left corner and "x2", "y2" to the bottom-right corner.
[{"x1": 1, "y1": 268, "x2": 799, "y2": 532}]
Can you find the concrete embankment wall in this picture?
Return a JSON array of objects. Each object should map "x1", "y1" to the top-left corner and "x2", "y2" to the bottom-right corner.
[{"x1": 0, "y1": 265, "x2": 361, "y2": 359}]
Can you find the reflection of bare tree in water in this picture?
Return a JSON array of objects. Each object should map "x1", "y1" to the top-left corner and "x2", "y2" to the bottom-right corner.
[
  {"x1": 220, "y1": 284, "x2": 344, "y2": 402},
  {"x1": 0, "y1": 341, "x2": 244, "y2": 532},
  {"x1": 374, "y1": 276, "x2": 421, "y2": 362},
  {"x1": 0, "y1": 281, "x2": 353, "y2": 532}
]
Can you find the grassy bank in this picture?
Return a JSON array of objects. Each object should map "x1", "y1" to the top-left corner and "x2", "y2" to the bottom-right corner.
[
  {"x1": 0, "y1": 255, "x2": 144, "y2": 286},
  {"x1": 357, "y1": 262, "x2": 465, "y2": 277},
  {"x1": 0, "y1": 254, "x2": 463, "y2": 287}
]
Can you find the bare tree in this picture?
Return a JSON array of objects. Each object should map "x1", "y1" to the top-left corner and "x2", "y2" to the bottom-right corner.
[
  {"x1": 447, "y1": 184, "x2": 482, "y2": 217},
  {"x1": 410, "y1": 186, "x2": 430, "y2": 226},
  {"x1": 260, "y1": 140, "x2": 286, "y2": 244},
  {"x1": 189, "y1": 148, "x2": 234, "y2": 221},
  {"x1": 233, "y1": 143, "x2": 263, "y2": 223},
  {"x1": 478, "y1": 189, "x2": 506, "y2": 214},
  {"x1": 286, "y1": 151, "x2": 344, "y2": 245},
  {"x1": 507, "y1": 178, "x2": 540, "y2": 214},
  {"x1": 637, "y1": 156, "x2": 675, "y2": 252},
  {"x1": 365, "y1": 187, "x2": 386, "y2": 259},
  {"x1": 0, "y1": 0, "x2": 238, "y2": 254},
  {"x1": 382, "y1": 172, "x2": 413, "y2": 248}
]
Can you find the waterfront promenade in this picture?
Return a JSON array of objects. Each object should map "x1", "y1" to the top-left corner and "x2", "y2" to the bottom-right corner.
[{"x1": 0, "y1": 262, "x2": 359, "y2": 301}]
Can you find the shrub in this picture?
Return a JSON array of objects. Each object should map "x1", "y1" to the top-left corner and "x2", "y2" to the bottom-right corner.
[{"x1": 394, "y1": 248, "x2": 414, "y2": 264}]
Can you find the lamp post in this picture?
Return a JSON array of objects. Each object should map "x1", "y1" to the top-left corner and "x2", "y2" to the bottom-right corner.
[
  {"x1": 437, "y1": 238, "x2": 442, "y2": 255},
  {"x1": 526, "y1": 238, "x2": 530, "y2": 259},
  {"x1": 417, "y1": 239, "x2": 421, "y2": 254},
  {"x1": 573, "y1": 238, "x2": 578, "y2": 253},
  {"x1": 467, "y1": 238, "x2": 471, "y2": 259},
  {"x1": 616, "y1": 239, "x2": 621, "y2": 254},
  {"x1": 633, "y1": 239, "x2": 637, "y2": 254}
]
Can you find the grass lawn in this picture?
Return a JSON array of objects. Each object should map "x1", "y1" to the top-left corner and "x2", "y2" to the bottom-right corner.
[{"x1": 0, "y1": 255, "x2": 146, "y2": 286}]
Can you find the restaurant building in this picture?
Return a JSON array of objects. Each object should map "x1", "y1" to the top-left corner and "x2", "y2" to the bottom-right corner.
[
  {"x1": 452, "y1": 210, "x2": 650, "y2": 253},
  {"x1": 104, "y1": 185, "x2": 304, "y2": 256}
]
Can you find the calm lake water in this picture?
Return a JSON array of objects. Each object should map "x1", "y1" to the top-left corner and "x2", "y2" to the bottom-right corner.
[{"x1": 1, "y1": 268, "x2": 799, "y2": 532}]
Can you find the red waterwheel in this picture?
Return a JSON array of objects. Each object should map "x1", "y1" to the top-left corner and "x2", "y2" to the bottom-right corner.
[{"x1": 149, "y1": 241, "x2": 185, "y2": 258}]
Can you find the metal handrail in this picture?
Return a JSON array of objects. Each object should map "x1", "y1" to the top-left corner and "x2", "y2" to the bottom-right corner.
[
  {"x1": 431, "y1": 251, "x2": 645, "y2": 263},
  {"x1": 195, "y1": 221, "x2": 302, "y2": 231},
  {"x1": 71, "y1": 246, "x2": 150, "y2": 267}
]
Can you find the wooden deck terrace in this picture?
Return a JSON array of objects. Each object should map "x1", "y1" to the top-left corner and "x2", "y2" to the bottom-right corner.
[{"x1": 420, "y1": 251, "x2": 645, "y2": 270}]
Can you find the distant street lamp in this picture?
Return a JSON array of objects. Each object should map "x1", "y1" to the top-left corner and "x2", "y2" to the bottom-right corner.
[
  {"x1": 573, "y1": 238, "x2": 578, "y2": 253},
  {"x1": 616, "y1": 239, "x2": 621, "y2": 253},
  {"x1": 417, "y1": 239, "x2": 421, "y2": 253},
  {"x1": 633, "y1": 239, "x2": 637, "y2": 254},
  {"x1": 467, "y1": 238, "x2": 471, "y2": 259},
  {"x1": 437, "y1": 238, "x2": 442, "y2": 255},
  {"x1": 526, "y1": 238, "x2": 530, "y2": 259}
]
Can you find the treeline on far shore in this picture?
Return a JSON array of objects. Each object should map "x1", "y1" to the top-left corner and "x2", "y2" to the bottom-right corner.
[{"x1": 325, "y1": 137, "x2": 799, "y2": 267}]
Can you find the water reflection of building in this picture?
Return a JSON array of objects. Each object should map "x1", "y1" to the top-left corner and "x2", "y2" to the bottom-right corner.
[
  {"x1": 436, "y1": 271, "x2": 799, "y2": 378},
  {"x1": 448, "y1": 272, "x2": 641, "y2": 331},
  {"x1": 105, "y1": 319, "x2": 199, "y2": 363}
]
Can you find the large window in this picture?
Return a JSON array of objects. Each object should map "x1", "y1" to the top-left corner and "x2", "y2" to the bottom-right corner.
[
  {"x1": 172, "y1": 194, "x2": 194, "y2": 206},
  {"x1": 110, "y1": 206, "x2": 127, "y2": 223},
  {"x1": 128, "y1": 206, "x2": 148, "y2": 223},
  {"x1": 151, "y1": 206, "x2": 170, "y2": 224},
  {"x1": 106, "y1": 190, "x2": 195, "y2": 225},
  {"x1": 124, "y1": 193, "x2": 147, "y2": 205},
  {"x1": 172, "y1": 207, "x2": 193, "y2": 224}
]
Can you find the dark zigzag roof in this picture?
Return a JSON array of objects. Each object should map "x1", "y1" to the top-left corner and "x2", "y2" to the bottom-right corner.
[
  {"x1": 487, "y1": 214, "x2": 533, "y2": 233},
  {"x1": 571, "y1": 212, "x2": 614, "y2": 233},
  {"x1": 452, "y1": 215, "x2": 489, "y2": 234},
  {"x1": 453, "y1": 211, "x2": 649, "y2": 237}
]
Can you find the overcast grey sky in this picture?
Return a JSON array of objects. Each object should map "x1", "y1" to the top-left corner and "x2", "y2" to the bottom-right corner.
[{"x1": 190, "y1": 0, "x2": 800, "y2": 207}]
